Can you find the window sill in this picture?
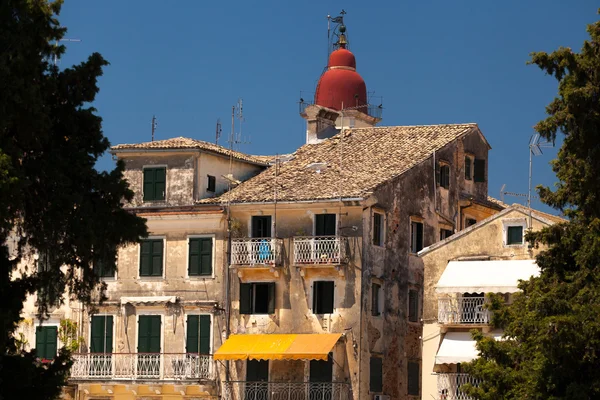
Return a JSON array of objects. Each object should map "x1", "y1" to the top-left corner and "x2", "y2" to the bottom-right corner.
[
  {"x1": 187, "y1": 275, "x2": 215, "y2": 280},
  {"x1": 138, "y1": 276, "x2": 165, "y2": 280}
]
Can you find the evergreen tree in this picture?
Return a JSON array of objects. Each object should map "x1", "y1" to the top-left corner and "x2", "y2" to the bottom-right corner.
[
  {"x1": 0, "y1": 1, "x2": 147, "y2": 399},
  {"x1": 463, "y1": 12, "x2": 600, "y2": 400}
]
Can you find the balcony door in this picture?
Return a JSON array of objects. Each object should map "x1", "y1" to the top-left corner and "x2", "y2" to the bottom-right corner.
[
  {"x1": 245, "y1": 360, "x2": 269, "y2": 400},
  {"x1": 315, "y1": 214, "x2": 336, "y2": 236},
  {"x1": 251, "y1": 216, "x2": 272, "y2": 238},
  {"x1": 251, "y1": 216, "x2": 272, "y2": 263},
  {"x1": 138, "y1": 315, "x2": 161, "y2": 377},
  {"x1": 90, "y1": 315, "x2": 113, "y2": 376},
  {"x1": 310, "y1": 354, "x2": 333, "y2": 400}
]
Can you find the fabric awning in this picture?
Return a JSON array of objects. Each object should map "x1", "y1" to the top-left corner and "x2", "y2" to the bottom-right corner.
[
  {"x1": 120, "y1": 296, "x2": 177, "y2": 305},
  {"x1": 435, "y1": 259, "x2": 540, "y2": 293},
  {"x1": 435, "y1": 331, "x2": 503, "y2": 365},
  {"x1": 213, "y1": 333, "x2": 341, "y2": 361}
]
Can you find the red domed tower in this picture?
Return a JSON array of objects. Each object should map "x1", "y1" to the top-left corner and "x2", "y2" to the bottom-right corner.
[{"x1": 314, "y1": 25, "x2": 368, "y2": 113}]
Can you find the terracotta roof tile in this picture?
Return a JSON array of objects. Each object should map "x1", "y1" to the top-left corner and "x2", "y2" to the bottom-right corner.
[
  {"x1": 111, "y1": 137, "x2": 268, "y2": 165},
  {"x1": 199, "y1": 123, "x2": 481, "y2": 204}
]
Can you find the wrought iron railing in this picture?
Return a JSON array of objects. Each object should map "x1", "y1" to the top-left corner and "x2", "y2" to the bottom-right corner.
[
  {"x1": 222, "y1": 381, "x2": 351, "y2": 400},
  {"x1": 293, "y1": 236, "x2": 348, "y2": 265},
  {"x1": 231, "y1": 238, "x2": 283, "y2": 266},
  {"x1": 436, "y1": 373, "x2": 480, "y2": 400},
  {"x1": 438, "y1": 296, "x2": 490, "y2": 324},
  {"x1": 69, "y1": 353, "x2": 213, "y2": 380}
]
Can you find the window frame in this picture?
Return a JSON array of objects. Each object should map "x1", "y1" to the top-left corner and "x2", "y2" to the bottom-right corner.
[
  {"x1": 186, "y1": 235, "x2": 215, "y2": 278},
  {"x1": 313, "y1": 213, "x2": 337, "y2": 236},
  {"x1": 502, "y1": 218, "x2": 527, "y2": 247},
  {"x1": 371, "y1": 282, "x2": 382, "y2": 317},
  {"x1": 184, "y1": 313, "x2": 213, "y2": 355},
  {"x1": 93, "y1": 249, "x2": 117, "y2": 280},
  {"x1": 138, "y1": 237, "x2": 166, "y2": 279},
  {"x1": 35, "y1": 324, "x2": 59, "y2": 360},
  {"x1": 239, "y1": 282, "x2": 276, "y2": 315},
  {"x1": 372, "y1": 210, "x2": 385, "y2": 247},
  {"x1": 439, "y1": 228, "x2": 453, "y2": 241},
  {"x1": 408, "y1": 289, "x2": 419, "y2": 323},
  {"x1": 135, "y1": 313, "x2": 164, "y2": 355},
  {"x1": 142, "y1": 165, "x2": 167, "y2": 202},
  {"x1": 88, "y1": 314, "x2": 115, "y2": 354},
  {"x1": 207, "y1": 175, "x2": 216, "y2": 192},
  {"x1": 312, "y1": 280, "x2": 335, "y2": 315},
  {"x1": 439, "y1": 163, "x2": 451, "y2": 189},
  {"x1": 410, "y1": 219, "x2": 424, "y2": 254}
]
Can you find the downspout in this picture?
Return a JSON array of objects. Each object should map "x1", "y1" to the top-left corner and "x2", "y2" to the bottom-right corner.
[
  {"x1": 225, "y1": 205, "x2": 231, "y2": 382},
  {"x1": 433, "y1": 150, "x2": 437, "y2": 209}
]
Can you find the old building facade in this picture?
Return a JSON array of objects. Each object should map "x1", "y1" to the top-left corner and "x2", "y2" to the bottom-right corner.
[{"x1": 419, "y1": 205, "x2": 564, "y2": 400}]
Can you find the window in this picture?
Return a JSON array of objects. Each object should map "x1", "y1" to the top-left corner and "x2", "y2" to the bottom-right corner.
[
  {"x1": 465, "y1": 156, "x2": 472, "y2": 180},
  {"x1": 440, "y1": 229, "x2": 453, "y2": 241},
  {"x1": 507, "y1": 225, "x2": 524, "y2": 245},
  {"x1": 407, "y1": 361, "x2": 420, "y2": 396},
  {"x1": 186, "y1": 315, "x2": 210, "y2": 354},
  {"x1": 240, "y1": 282, "x2": 275, "y2": 314},
  {"x1": 90, "y1": 316, "x2": 113, "y2": 353},
  {"x1": 370, "y1": 357, "x2": 383, "y2": 393},
  {"x1": 313, "y1": 281, "x2": 334, "y2": 314},
  {"x1": 138, "y1": 316, "x2": 161, "y2": 353},
  {"x1": 246, "y1": 359, "x2": 269, "y2": 381},
  {"x1": 251, "y1": 216, "x2": 272, "y2": 238},
  {"x1": 372, "y1": 283, "x2": 381, "y2": 317},
  {"x1": 439, "y1": 164, "x2": 450, "y2": 189},
  {"x1": 315, "y1": 214, "x2": 336, "y2": 236},
  {"x1": 373, "y1": 212, "x2": 384, "y2": 246},
  {"x1": 188, "y1": 238, "x2": 213, "y2": 276},
  {"x1": 35, "y1": 326, "x2": 57, "y2": 360},
  {"x1": 466, "y1": 218, "x2": 477, "y2": 228},
  {"x1": 410, "y1": 221, "x2": 424, "y2": 253},
  {"x1": 207, "y1": 175, "x2": 216, "y2": 192},
  {"x1": 310, "y1": 353, "x2": 333, "y2": 382},
  {"x1": 139, "y1": 239, "x2": 164, "y2": 277},
  {"x1": 474, "y1": 159, "x2": 485, "y2": 182},
  {"x1": 408, "y1": 289, "x2": 419, "y2": 322},
  {"x1": 93, "y1": 258, "x2": 115, "y2": 278},
  {"x1": 143, "y1": 167, "x2": 166, "y2": 201},
  {"x1": 37, "y1": 250, "x2": 53, "y2": 273}
]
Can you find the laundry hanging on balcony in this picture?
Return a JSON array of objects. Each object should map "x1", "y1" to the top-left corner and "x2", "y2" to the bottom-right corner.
[
  {"x1": 214, "y1": 333, "x2": 341, "y2": 361},
  {"x1": 435, "y1": 260, "x2": 540, "y2": 294}
]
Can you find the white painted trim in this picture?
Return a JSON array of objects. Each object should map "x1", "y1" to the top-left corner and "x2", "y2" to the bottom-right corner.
[
  {"x1": 142, "y1": 164, "x2": 168, "y2": 202},
  {"x1": 87, "y1": 314, "x2": 116, "y2": 353},
  {"x1": 137, "y1": 236, "x2": 167, "y2": 280},
  {"x1": 182, "y1": 312, "x2": 214, "y2": 354},
  {"x1": 135, "y1": 313, "x2": 165, "y2": 354},
  {"x1": 185, "y1": 234, "x2": 216, "y2": 279},
  {"x1": 502, "y1": 218, "x2": 527, "y2": 247}
]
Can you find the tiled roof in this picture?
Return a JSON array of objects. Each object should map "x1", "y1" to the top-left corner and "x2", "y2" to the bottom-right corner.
[
  {"x1": 511, "y1": 204, "x2": 566, "y2": 224},
  {"x1": 111, "y1": 137, "x2": 269, "y2": 165},
  {"x1": 200, "y1": 123, "x2": 481, "y2": 204},
  {"x1": 486, "y1": 196, "x2": 509, "y2": 209}
]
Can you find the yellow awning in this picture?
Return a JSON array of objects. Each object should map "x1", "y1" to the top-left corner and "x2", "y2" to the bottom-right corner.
[{"x1": 214, "y1": 333, "x2": 342, "y2": 361}]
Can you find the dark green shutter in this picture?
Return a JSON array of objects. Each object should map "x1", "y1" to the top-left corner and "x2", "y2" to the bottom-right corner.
[
  {"x1": 370, "y1": 357, "x2": 383, "y2": 392},
  {"x1": 407, "y1": 361, "x2": 420, "y2": 395},
  {"x1": 507, "y1": 226, "x2": 523, "y2": 245},
  {"x1": 140, "y1": 240, "x2": 152, "y2": 276},
  {"x1": 188, "y1": 239, "x2": 200, "y2": 276},
  {"x1": 240, "y1": 283, "x2": 252, "y2": 314},
  {"x1": 91, "y1": 316, "x2": 113, "y2": 353},
  {"x1": 36, "y1": 326, "x2": 57, "y2": 360},
  {"x1": 199, "y1": 315, "x2": 210, "y2": 354},
  {"x1": 151, "y1": 240, "x2": 163, "y2": 276},
  {"x1": 138, "y1": 316, "x2": 161, "y2": 353},
  {"x1": 465, "y1": 157, "x2": 472, "y2": 180},
  {"x1": 474, "y1": 159, "x2": 485, "y2": 182},
  {"x1": 416, "y1": 223, "x2": 423, "y2": 252},
  {"x1": 246, "y1": 359, "x2": 269, "y2": 381},
  {"x1": 143, "y1": 169, "x2": 155, "y2": 201},
  {"x1": 267, "y1": 283, "x2": 275, "y2": 314},
  {"x1": 189, "y1": 238, "x2": 212, "y2": 276},
  {"x1": 373, "y1": 213, "x2": 382, "y2": 245},
  {"x1": 409, "y1": 290, "x2": 418, "y2": 322},
  {"x1": 186, "y1": 315, "x2": 199, "y2": 353},
  {"x1": 154, "y1": 168, "x2": 166, "y2": 200}
]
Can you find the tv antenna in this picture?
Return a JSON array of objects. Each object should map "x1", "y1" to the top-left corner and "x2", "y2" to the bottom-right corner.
[
  {"x1": 229, "y1": 98, "x2": 250, "y2": 151},
  {"x1": 53, "y1": 38, "x2": 81, "y2": 65},
  {"x1": 215, "y1": 118, "x2": 222, "y2": 145},
  {"x1": 499, "y1": 183, "x2": 538, "y2": 203},
  {"x1": 151, "y1": 115, "x2": 158, "y2": 142},
  {"x1": 527, "y1": 133, "x2": 553, "y2": 226}
]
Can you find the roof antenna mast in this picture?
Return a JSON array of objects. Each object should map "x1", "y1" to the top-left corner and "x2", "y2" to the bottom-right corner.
[
  {"x1": 215, "y1": 118, "x2": 222, "y2": 145},
  {"x1": 151, "y1": 115, "x2": 157, "y2": 142}
]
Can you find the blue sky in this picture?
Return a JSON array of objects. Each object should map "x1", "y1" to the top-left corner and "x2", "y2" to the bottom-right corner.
[{"x1": 58, "y1": 0, "x2": 597, "y2": 214}]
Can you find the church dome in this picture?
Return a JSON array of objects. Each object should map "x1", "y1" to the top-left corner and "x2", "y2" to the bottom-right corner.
[{"x1": 314, "y1": 46, "x2": 367, "y2": 113}]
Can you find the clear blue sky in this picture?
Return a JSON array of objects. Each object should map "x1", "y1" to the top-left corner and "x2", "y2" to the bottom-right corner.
[{"x1": 58, "y1": 0, "x2": 597, "y2": 214}]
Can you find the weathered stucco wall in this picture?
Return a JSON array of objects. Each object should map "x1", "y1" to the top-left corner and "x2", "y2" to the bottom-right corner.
[
  {"x1": 227, "y1": 203, "x2": 364, "y2": 396},
  {"x1": 197, "y1": 152, "x2": 263, "y2": 199},
  {"x1": 420, "y1": 208, "x2": 552, "y2": 400}
]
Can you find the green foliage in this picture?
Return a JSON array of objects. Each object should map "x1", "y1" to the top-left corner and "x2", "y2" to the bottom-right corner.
[
  {"x1": 0, "y1": 1, "x2": 147, "y2": 399},
  {"x1": 58, "y1": 319, "x2": 83, "y2": 353},
  {"x1": 462, "y1": 11, "x2": 600, "y2": 400}
]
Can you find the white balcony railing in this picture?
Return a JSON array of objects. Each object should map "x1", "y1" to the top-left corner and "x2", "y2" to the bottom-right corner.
[
  {"x1": 231, "y1": 238, "x2": 283, "y2": 266},
  {"x1": 293, "y1": 236, "x2": 348, "y2": 265},
  {"x1": 437, "y1": 373, "x2": 480, "y2": 400},
  {"x1": 69, "y1": 353, "x2": 213, "y2": 380},
  {"x1": 438, "y1": 296, "x2": 490, "y2": 324},
  {"x1": 222, "y1": 381, "x2": 351, "y2": 400}
]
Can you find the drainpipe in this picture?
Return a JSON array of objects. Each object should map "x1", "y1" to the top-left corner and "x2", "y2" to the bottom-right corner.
[{"x1": 225, "y1": 205, "x2": 231, "y2": 382}]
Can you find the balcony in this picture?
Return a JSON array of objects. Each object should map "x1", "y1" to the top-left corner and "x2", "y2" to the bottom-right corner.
[
  {"x1": 222, "y1": 381, "x2": 351, "y2": 400},
  {"x1": 293, "y1": 236, "x2": 348, "y2": 266},
  {"x1": 69, "y1": 353, "x2": 214, "y2": 381},
  {"x1": 437, "y1": 373, "x2": 480, "y2": 400},
  {"x1": 231, "y1": 238, "x2": 283, "y2": 266},
  {"x1": 438, "y1": 296, "x2": 490, "y2": 325}
]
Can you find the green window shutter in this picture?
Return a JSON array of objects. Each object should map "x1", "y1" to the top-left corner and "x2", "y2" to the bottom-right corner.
[
  {"x1": 138, "y1": 316, "x2": 161, "y2": 353},
  {"x1": 200, "y1": 238, "x2": 212, "y2": 275},
  {"x1": 36, "y1": 326, "x2": 57, "y2": 360},
  {"x1": 369, "y1": 357, "x2": 383, "y2": 392},
  {"x1": 465, "y1": 157, "x2": 472, "y2": 180},
  {"x1": 154, "y1": 168, "x2": 166, "y2": 200},
  {"x1": 474, "y1": 159, "x2": 485, "y2": 182},
  {"x1": 240, "y1": 283, "x2": 252, "y2": 314},
  {"x1": 151, "y1": 240, "x2": 163, "y2": 276},
  {"x1": 507, "y1": 226, "x2": 523, "y2": 245},
  {"x1": 409, "y1": 290, "x2": 418, "y2": 322},
  {"x1": 140, "y1": 240, "x2": 152, "y2": 276},
  {"x1": 186, "y1": 315, "x2": 199, "y2": 353},
  {"x1": 91, "y1": 316, "x2": 113, "y2": 353},
  {"x1": 407, "y1": 361, "x2": 420, "y2": 396},
  {"x1": 143, "y1": 169, "x2": 155, "y2": 201},
  {"x1": 267, "y1": 283, "x2": 276, "y2": 314},
  {"x1": 188, "y1": 239, "x2": 200, "y2": 276},
  {"x1": 35, "y1": 327, "x2": 45, "y2": 359},
  {"x1": 199, "y1": 315, "x2": 210, "y2": 354}
]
